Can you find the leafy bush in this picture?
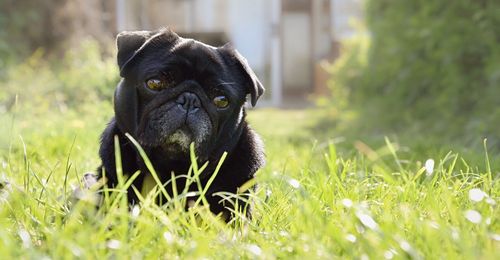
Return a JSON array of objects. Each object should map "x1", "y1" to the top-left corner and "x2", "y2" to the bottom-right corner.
[
  {"x1": 0, "y1": 0, "x2": 113, "y2": 63},
  {"x1": 328, "y1": 0, "x2": 500, "y2": 142},
  {"x1": 0, "y1": 40, "x2": 118, "y2": 115},
  {"x1": 324, "y1": 31, "x2": 370, "y2": 113}
]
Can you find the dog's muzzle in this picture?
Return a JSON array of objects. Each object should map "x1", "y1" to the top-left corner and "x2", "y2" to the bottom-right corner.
[{"x1": 136, "y1": 89, "x2": 213, "y2": 157}]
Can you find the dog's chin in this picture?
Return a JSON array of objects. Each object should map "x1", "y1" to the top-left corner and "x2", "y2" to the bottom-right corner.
[
  {"x1": 161, "y1": 128, "x2": 195, "y2": 156},
  {"x1": 139, "y1": 126, "x2": 211, "y2": 160},
  {"x1": 161, "y1": 127, "x2": 214, "y2": 160},
  {"x1": 164, "y1": 129, "x2": 192, "y2": 150}
]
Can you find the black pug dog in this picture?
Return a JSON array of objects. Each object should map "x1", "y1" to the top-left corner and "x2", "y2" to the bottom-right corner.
[{"x1": 87, "y1": 28, "x2": 265, "y2": 219}]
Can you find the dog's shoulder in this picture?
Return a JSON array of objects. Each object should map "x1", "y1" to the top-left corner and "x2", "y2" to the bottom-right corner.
[
  {"x1": 215, "y1": 122, "x2": 265, "y2": 186},
  {"x1": 238, "y1": 122, "x2": 265, "y2": 175},
  {"x1": 98, "y1": 118, "x2": 139, "y2": 181}
]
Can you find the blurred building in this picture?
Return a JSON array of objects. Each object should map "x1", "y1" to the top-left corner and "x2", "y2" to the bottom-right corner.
[{"x1": 112, "y1": 0, "x2": 364, "y2": 107}]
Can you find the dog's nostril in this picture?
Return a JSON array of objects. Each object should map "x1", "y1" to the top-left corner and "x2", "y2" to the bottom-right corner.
[
  {"x1": 176, "y1": 92, "x2": 200, "y2": 111},
  {"x1": 176, "y1": 94, "x2": 186, "y2": 105}
]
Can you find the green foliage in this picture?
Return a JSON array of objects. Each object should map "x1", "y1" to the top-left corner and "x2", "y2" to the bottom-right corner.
[
  {"x1": 0, "y1": 0, "x2": 66, "y2": 62},
  {"x1": 0, "y1": 40, "x2": 118, "y2": 115},
  {"x1": 324, "y1": 33, "x2": 370, "y2": 112},
  {"x1": 327, "y1": 0, "x2": 500, "y2": 142}
]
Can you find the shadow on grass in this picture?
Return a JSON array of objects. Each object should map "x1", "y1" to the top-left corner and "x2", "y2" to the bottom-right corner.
[{"x1": 304, "y1": 105, "x2": 500, "y2": 169}]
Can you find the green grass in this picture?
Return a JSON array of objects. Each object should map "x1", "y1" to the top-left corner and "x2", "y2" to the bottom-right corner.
[{"x1": 0, "y1": 101, "x2": 498, "y2": 259}]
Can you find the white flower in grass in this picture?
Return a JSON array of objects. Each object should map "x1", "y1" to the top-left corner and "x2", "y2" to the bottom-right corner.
[
  {"x1": 279, "y1": 230, "x2": 290, "y2": 237},
  {"x1": 247, "y1": 244, "x2": 262, "y2": 256},
  {"x1": 163, "y1": 232, "x2": 174, "y2": 244},
  {"x1": 384, "y1": 250, "x2": 394, "y2": 259},
  {"x1": 468, "y1": 188, "x2": 487, "y2": 202},
  {"x1": 400, "y1": 240, "x2": 411, "y2": 252},
  {"x1": 397, "y1": 239, "x2": 422, "y2": 259},
  {"x1": 106, "y1": 239, "x2": 121, "y2": 249},
  {"x1": 428, "y1": 221, "x2": 440, "y2": 229},
  {"x1": 341, "y1": 198, "x2": 353, "y2": 208},
  {"x1": 399, "y1": 240, "x2": 414, "y2": 254},
  {"x1": 450, "y1": 228, "x2": 460, "y2": 240},
  {"x1": 131, "y1": 205, "x2": 140, "y2": 218},
  {"x1": 356, "y1": 211, "x2": 379, "y2": 230},
  {"x1": 345, "y1": 234, "x2": 356, "y2": 243},
  {"x1": 490, "y1": 233, "x2": 500, "y2": 241},
  {"x1": 464, "y1": 210, "x2": 482, "y2": 224},
  {"x1": 18, "y1": 229, "x2": 31, "y2": 248},
  {"x1": 424, "y1": 159, "x2": 434, "y2": 176},
  {"x1": 485, "y1": 197, "x2": 496, "y2": 205},
  {"x1": 288, "y1": 178, "x2": 300, "y2": 189}
]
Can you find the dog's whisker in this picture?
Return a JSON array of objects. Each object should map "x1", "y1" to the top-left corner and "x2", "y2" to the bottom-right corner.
[{"x1": 217, "y1": 82, "x2": 236, "y2": 86}]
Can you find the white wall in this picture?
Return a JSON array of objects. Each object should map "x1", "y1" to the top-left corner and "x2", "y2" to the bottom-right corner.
[
  {"x1": 225, "y1": 0, "x2": 268, "y2": 79},
  {"x1": 282, "y1": 12, "x2": 311, "y2": 90}
]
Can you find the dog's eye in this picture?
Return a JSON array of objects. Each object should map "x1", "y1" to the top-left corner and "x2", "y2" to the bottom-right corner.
[
  {"x1": 146, "y1": 78, "x2": 165, "y2": 90},
  {"x1": 213, "y1": 96, "x2": 229, "y2": 108}
]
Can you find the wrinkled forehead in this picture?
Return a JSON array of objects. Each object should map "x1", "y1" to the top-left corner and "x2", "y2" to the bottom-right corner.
[
  {"x1": 171, "y1": 38, "x2": 221, "y2": 64},
  {"x1": 138, "y1": 38, "x2": 230, "y2": 82}
]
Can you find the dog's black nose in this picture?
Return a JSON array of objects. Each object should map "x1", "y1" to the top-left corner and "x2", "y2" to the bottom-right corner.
[{"x1": 176, "y1": 92, "x2": 201, "y2": 113}]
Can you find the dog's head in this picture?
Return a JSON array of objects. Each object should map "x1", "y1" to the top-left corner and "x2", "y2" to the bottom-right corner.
[{"x1": 113, "y1": 29, "x2": 264, "y2": 160}]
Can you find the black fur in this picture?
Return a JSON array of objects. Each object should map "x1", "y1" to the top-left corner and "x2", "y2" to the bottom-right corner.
[{"x1": 97, "y1": 28, "x2": 265, "y2": 219}]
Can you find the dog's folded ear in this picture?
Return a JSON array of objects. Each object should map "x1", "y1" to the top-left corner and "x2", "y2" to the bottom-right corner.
[
  {"x1": 220, "y1": 44, "x2": 265, "y2": 107},
  {"x1": 116, "y1": 31, "x2": 155, "y2": 73},
  {"x1": 114, "y1": 31, "x2": 155, "y2": 135},
  {"x1": 116, "y1": 29, "x2": 179, "y2": 77},
  {"x1": 114, "y1": 29, "x2": 180, "y2": 135}
]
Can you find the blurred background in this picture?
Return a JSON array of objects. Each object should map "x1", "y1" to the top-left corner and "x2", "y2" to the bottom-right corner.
[
  {"x1": 1, "y1": 2, "x2": 499, "y2": 257},
  {"x1": 1, "y1": 0, "x2": 500, "y2": 159},
  {"x1": 1, "y1": 0, "x2": 366, "y2": 107}
]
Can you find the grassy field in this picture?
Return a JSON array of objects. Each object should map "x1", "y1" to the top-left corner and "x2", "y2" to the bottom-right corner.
[{"x1": 0, "y1": 100, "x2": 498, "y2": 259}]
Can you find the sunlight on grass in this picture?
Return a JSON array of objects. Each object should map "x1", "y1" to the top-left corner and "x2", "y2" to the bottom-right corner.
[{"x1": 0, "y1": 107, "x2": 498, "y2": 258}]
